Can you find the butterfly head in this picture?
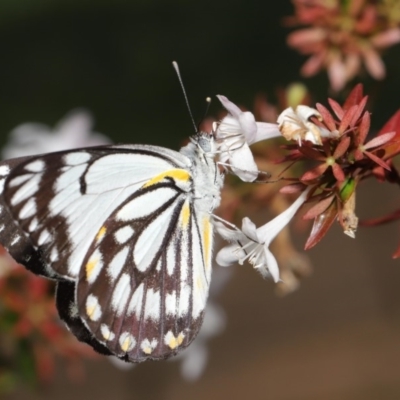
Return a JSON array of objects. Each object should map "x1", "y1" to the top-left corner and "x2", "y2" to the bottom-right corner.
[{"x1": 189, "y1": 132, "x2": 217, "y2": 157}]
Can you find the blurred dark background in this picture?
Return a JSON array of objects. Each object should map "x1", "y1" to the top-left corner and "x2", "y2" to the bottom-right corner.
[{"x1": 2, "y1": 1, "x2": 400, "y2": 399}]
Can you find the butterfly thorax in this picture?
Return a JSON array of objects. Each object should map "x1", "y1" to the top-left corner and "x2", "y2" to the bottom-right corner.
[{"x1": 179, "y1": 133, "x2": 223, "y2": 214}]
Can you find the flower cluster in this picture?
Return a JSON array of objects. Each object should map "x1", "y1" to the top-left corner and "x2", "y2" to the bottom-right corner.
[
  {"x1": 213, "y1": 83, "x2": 400, "y2": 285},
  {"x1": 285, "y1": 0, "x2": 400, "y2": 91},
  {"x1": 277, "y1": 84, "x2": 400, "y2": 249},
  {"x1": 213, "y1": 95, "x2": 311, "y2": 285}
]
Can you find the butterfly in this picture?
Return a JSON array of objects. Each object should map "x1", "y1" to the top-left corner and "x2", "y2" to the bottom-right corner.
[{"x1": 0, "y1": 132, "x2": 223, "y2": 362}]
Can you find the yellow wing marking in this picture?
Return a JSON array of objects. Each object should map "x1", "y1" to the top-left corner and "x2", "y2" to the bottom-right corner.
[
  {"x1": 180, "y1": 201, "x2": 191, "y2": 229},
  {"x1": 168, "y1": 333, "x2": 185, "y2": 349},
  {"x1": 142, "y1": 346, "x2": 152, "y2": 354},
  {"x1": 86, "y1": 258, "x2": 98, "y2": 281},
  {"x1": 121, "y1": 336, "x2": 133, "y2": 352},
  {"x1": 202, "y1": 217, "x2": 212, "y2": 270},
  {"x1": 142, "y1": 169, "x2": 191, "y2": 188},
  {"x1": 86, "y1": 305, "x2": 96, "y2": 319},
  {"x1": 165, "y1": 331, "x2": 185, "y2": 349},
  {"x1": 96, "y1": 226, "x2": 107, "y2": 242}
]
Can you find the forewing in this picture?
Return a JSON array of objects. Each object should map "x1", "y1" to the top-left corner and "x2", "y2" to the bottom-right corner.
[
  {"x1": 0, "y1": 145, "x2": 189, "y2": 280},
  {"x1": 0, "y1": 157, "x2": 52, "y2": 275}
]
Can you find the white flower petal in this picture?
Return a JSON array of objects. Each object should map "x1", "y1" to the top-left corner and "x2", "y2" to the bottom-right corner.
[
  {"x1": 277, "y1": 107, "x2": 297, "y2": 126},
  {"x1": 296, "y1": 105, "x2": 321, "y2": 121},
  {"x1": 216, "y1": 245, "x2": 243, "y2": 267},
  {"x1": 230, "y1": 144, "x2": 259, "y2": 182},
  {"x1": 214, "y1": 221, "x2": 243, "y2": 242},
  {"x1": 263, "y1": 248, "x2": 280, "y2": 282},
  {"x1": 216, "y1": 95, "x2": 276, "y2": 182},
  {"x1": 238, "y1": 111, "x2": 257, "y2": 143},
  {"x1": 241, "y1": 217, "x2": 259, "y2": 242},
  {"x1": 254, "y1": 122, "x2": 282, "y2": 143},
  {"x1": 217, "y1": 115, "x2": 241, "y2": 136},
  {"x1": 216, "y1": 95, "x2": 242, "y2": 119},
  {"x1": 258, "y1": 188, "x2": 310, "y2": 244},
  {"x1": 304, "y1": 130, "x2": 320, "y2": 145},
  {"x1": 277, "y1": 106, "x2": 324, "y2": 145}
]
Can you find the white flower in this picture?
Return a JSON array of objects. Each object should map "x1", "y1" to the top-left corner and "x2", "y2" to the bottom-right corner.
[
  {"x1": 216, "y1": 188, "x2": 311, "y2": 282},
  {"x1": 2, "y1": 109, "x2": 110, "y2": 159},
  {"x1": 277, "y1": 105, "x2": 335, "y2": 146},
  {"x1": 215, "y1": 95, "x2": 281, "y2": 182},
  {"x1": 175, "y1": 299, "x2": 226, "y2": 381},
  {"x1": 173, "y1": 265, "x2": 229, "y2": 380}
]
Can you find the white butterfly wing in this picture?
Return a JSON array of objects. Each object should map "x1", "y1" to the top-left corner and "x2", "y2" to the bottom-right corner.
[{"x1": 0, "y1": 144, "x2": 214, "y2": 361}]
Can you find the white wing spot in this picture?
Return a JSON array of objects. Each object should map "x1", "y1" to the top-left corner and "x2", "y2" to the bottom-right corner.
[
  {"x1": 50, "y1": 246, "x2": 59, "y2": 262},
  {"x1": 64, "y1": 152, "x2": 92, "y2": 166},
  {"x1": 114, "y1": 226, "x2": 135, "y2": 244},
  {"x1": 111, "y1": 273, "x2": 131, "y2": 316},
  {"x1": 38, "y1": 229, "x2": 51, "y2": 246},
  {"x1": 191, "y1": 220, "x2": 211, "y2": 319},
  {"x1": 117, "y1": 187, "x2": 177, "y2": 221},
  {"x1": 134, "y1": 204, "x2": 176, "y2": 273},
  {"x1": 165, "y1": 291, "x2": 177, "y2": 316},
  {"x1": 178, "y1": 284, "x2": 191, "y2": 318},
  {"x1": 86, "y1": 250, "x2": 104, "y2": 284},
  {"x1": 179, "y1": 229, "x2": 189, "y2": 282},
  {"x1": 86, "y1": 294, "x2": 102, "y2": 321},
  {"x1": 10, "y1": 235, "x2": 21, "y2": 246},
  {"x1": 100, "y1": 324, "x2": 115, "y2": 341},
  {"x1": 141, "y1": 338, "x2": 158, "y2": 355},
  {"x1": 164, "y1": 331, "x2": 185, "y2": 350},
  {"x1": 144, "y1": 288, "x2": 161, "y2": 321},
  {"x1": 107, "y1": 246, "x2": 129, "y2": 281},
  {"x1": 25, "y1": 160, "x2": 45, "y2": 173},
  {"x1": 0, "y1": 165, "x2": 10, "y2": 176},
  {"x1": 19, "y1": 198, "x2": 37, "y2": 219},
  {"x1": 11, "y1": 174, "x2": 41, "y2": 206},
  {"x1": 166, "y1": 239, "x2": 175, "y2": 276},
  {"x1": 28, "y1": 218, "x2": 39, "y2": 232},
  {"x1": 0, "y1": 225, "x2": 4, "y2": 233},
  {"x1": 0, "y1": 178, "x2": 5, "y2": 194},
  {"x1": 9, "y1": 174, "x2": 32, "y2": 188},
  {"x1": 127, "y1": 283, "x2": 144, "y2": 317},
  {"x1": 119, "y1": 332, "x2": 136, "y2": 352}
]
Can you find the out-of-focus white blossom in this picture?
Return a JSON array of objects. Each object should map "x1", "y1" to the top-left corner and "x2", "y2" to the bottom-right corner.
[
  {"x1": 2, "y1": 109, "x2": 110, "y2": 159},
  {"x1": 173, "y1": 266, "x2": 229, "y2": 381}
]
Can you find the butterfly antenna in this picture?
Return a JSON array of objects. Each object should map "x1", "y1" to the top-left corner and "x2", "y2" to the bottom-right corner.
[
  {"x1": 198, "y1": 96, "x2": 212, "y2": 131},
  {"x1": 172, "y1": 61, "x2": 197, "y2": 133}
]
